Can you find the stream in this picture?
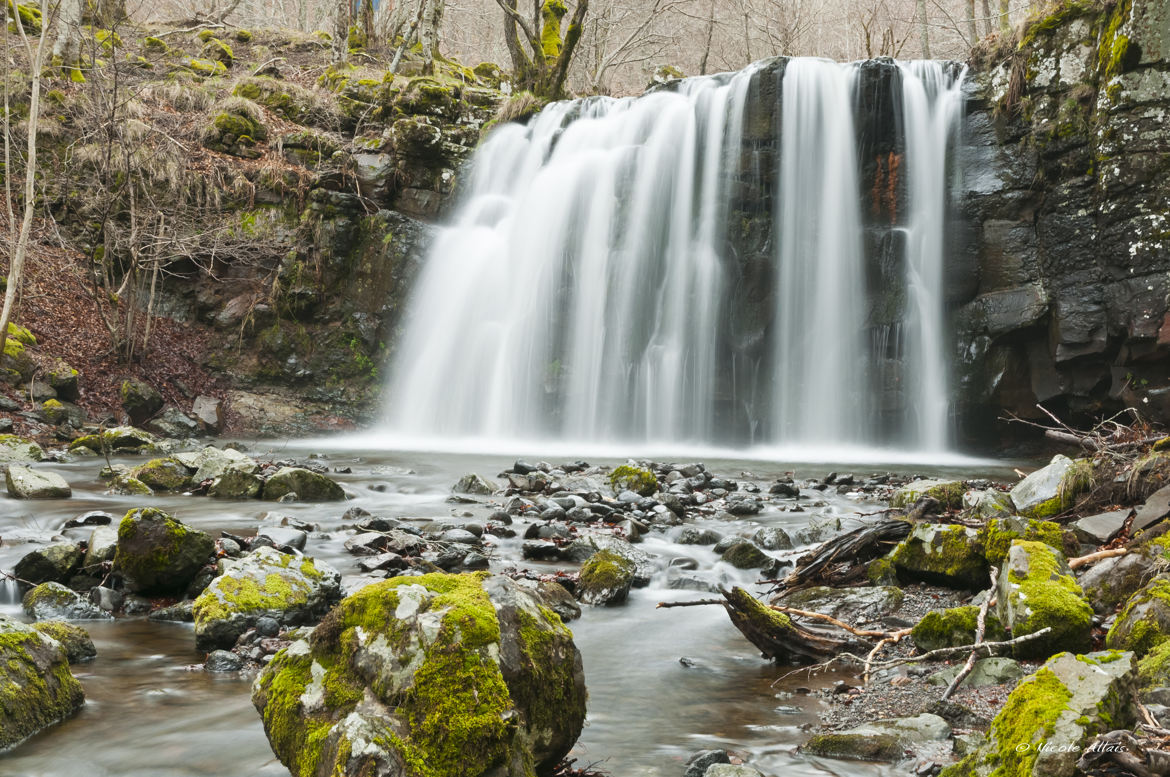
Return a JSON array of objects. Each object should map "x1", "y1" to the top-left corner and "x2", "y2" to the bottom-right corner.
[{"x1": 0, "y1": 443, "x2": 1016, "y2": 777}]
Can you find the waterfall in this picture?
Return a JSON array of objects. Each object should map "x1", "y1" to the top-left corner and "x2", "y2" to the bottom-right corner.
[{"x1": 382, "y1": 58, "x2": 966, "y2": 452}]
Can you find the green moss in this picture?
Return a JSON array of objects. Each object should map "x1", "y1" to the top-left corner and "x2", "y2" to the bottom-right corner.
[
  {"x1": 1138, "y1": 640, "x2": 1170, "y2": 687},
  {"x1": 8, "y1": 2, "x2": 42, "y2": 33},
  {"x1": 184, "y1": 57, "x2": 227, "y2": 77},
  {"x1": 1007, "y1": 541, "x2": 1093, "y2": 656},
  {"x1": 94, "y1": 28, "x2": 122, "y2": 52},
  {"x1": 1018, "y1": 0, "x2": 1098, "y2": 50},
  {"x1": 202, "y1": 37, "x2": 234, "y2": 66},
  {"x1": 608, "y1": 465, "x2": 657, "y2": 496},
  {"x1": 114, "y1": 507, "x2": 213, "y2": 592},
  {"x1": 1098, "y1": 0, "x2": 1132, "y2": 78},
  {"x1": 866, "y1": 556, "x2": 897, "y2": 585},
  {"x1": 579, "y1": 549, "x2": 635, "y2": 594},
  {"x1": 984, "y1": 667, "x2": 1072, "y2": 776},
  {"x1": 911, "y1": 606, "x2": 1008, "y2": 652},
  {"x1": 196, "y1": 29, "x2": 215, "y2": 42},
  {"x1": 7, "y1": 321, "x2": 35, "y2": 345},
  {"x1": 194, "y1": 572, "x2": 309, "y2": 623},
  {"x1": 1106, "y1": 577, "x2": 1170, "y2": 655},
  {"x1": 0, "y1": 621, "x2": 85, "y2": 749},
  {"x1": 214, "y1": 110, "x2": 264, "y2": 141},
  {"x1": 128, "y1": 457, "x2": 192, "y2": 492},
  {"x1": 891, "y1": 524, "x2": 989, "y2": 589},
  {"x1": 892, "y1": 479, "x2": 966, "y2": 509},
  {"x1": 235, "y1": 28, "x2": 253, "y2": 42},
  {"x1": 978, "y1": 518, "x2": 1065, "y2": 564},
  {"x1": 539, "y1": 0, "x2": 568, "y2": 60},
  {"x1": 143, "y1": 35, "x2": 168, "y2": 54},
  {"x1": 802, "y1": 733, "x2": 904, "y2": 761}
]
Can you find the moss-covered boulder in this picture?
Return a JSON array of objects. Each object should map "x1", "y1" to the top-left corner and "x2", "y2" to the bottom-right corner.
[
  {"x1": 176, "y1": 445, "x2": 259, "y2": 482},
  {"x1": 577, "y1": 549, "x2": 635, "y2": 605},
  {"x1": 106, "y1": 473, "x2": 153, "y2": 495},
  {"x1": 46, "y1": 361, "x2": 79, "y2": 399},
  {"x1": 1079, "y1": 550, "x2": 1157, "y2": 615},
  {"x1": 608, "y1": 465, "x2": 657, "y2": 496},
  {"x1": 262, "y1": 466, "x2": 345, "y2": 502},
  {"x1": 1137, "y1": 640, "x2": 1170, "y2": 689},
  {"x1": 193, "y1": 546, "x2": 340, "y2": 650},
  {"x1": 891, "y1": 478, "x2": 965, "y2": 509},
  {"x1": 890, "y1": 523, "x2": 989, "y2": 589},
  {"x1": 1009, "y1": 454, "x2": 1093, "y2": 520},
  {"x1": 6, "y1": 465, "x2": 71, "y2": 499},
  {"x1": 13, "y1": 542, "x2": 83, "y2": 585},
  {"x1": 911, "y1": 605, "x2": 1008, "y2": 652},
  {"x1": 977, "y1": 516, "x2": 1067, "y2": 565},
  {"x1": 31, "y1": 621, "x2": 96, "y2": 662},
  {"x1": 720, "y1": 539, "x2": 770, "y2": 569},
  {"x1": 996, "y1": 541, "x2": 1092, "y2": 659},
  {"x1": 128, "y1": 457, "x2": 192, "y2": 492},
  {"x1": 204, "y1": 104, "x2": 268, "y2": 157},
  {"x1": 201, "y1": 37, "x2": 233, "y2": 66},
  {"x1": 940, "y1": 651, "x2": 1135, "y2": 777},
  {"x1": 0, "y1": 615, "x2": 85, "y2": 750},
  {"x1": 68, "y1": 425, "x2": 157, "y2": 454},
  {"x1": 1106, "y1": 577, "x2": 1170, "y2": 656},
  {"x1": 252, "y1": 572, "x2": 586, "y2": 777},
  {"x1": 112, "y1": 507, "x2": 215, "y2": 595},
  {"x1": 208, "y1": 469, "x2": 263, "y2": 498},
  {"x1": 23, "y1": 583, "x2": 110, "y2": 621},
  {"x1": 0, "y1": 434, "x2": 43, "y2": 462},
  {"x1": 961, "y1": 488, "x2": 1014, "y2": 519},
  {"x1": 120, "y1": 378, "x2": 163, "y2": 425}
]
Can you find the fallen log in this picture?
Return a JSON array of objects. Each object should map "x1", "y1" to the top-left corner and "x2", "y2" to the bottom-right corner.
[
  {"x1": 780, "y1": 519, "x2": 912, "y2": 590},
  {"x1": 722, "y1": 586, "x2": 872, "y2": 664}
]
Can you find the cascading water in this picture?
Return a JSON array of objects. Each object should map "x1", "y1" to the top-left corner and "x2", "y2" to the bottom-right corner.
[{"x1": 383, "y1": 58, "x2": 966, "y2": 453}]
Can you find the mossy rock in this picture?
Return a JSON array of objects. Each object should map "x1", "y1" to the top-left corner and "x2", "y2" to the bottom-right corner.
[
  {"x1": 235, "y1": 28, "x2": 253, "y2": 42},
  {"x1": 394, "y1": 76, "x2": 458, "y2": 118},
  {"x1": 31, "y1": 621, "x2": 96, "y2": 662},
  {"x1": 208, "y1": 469, "x2": 263, "y2": 498},
  {"x1": 996, "y1": 540, "x2": 1092, "y2": 659},
  {"x1": 262, "y1": 466, "x2": 345, "y2": 502},
  {"x1": 6, "y1": 465, "x2": 71, "y2": 499},
  {"x1": 193, "y1": 547, "x2": 341, "y2": 650},
  {"x1": 721, "y1": 539, "x2": 769, "y2": 569},
  {"x1": 201, "y1": 37, "x2": 234, "y2": 66},
  {"x1": 252, "y1": 571, "x2": 586, "y2": 777},
  {"x1": 45, "y1": 359, "x2": 79, "y2": 400},
  {"x1": 106, "y1": 474, "x2": 153, "y2": 496},
  {"x1": 68, "y1": 425, "x2": 157, "y2": 454},
  {"x1": 0, "y1": 433, "x2": 44, "y2": 462},
  {"x1": 0, "y1": 615, "x2": 85, "y2": 750},
  {"x1": 22, "y1": 582, "x2": 110, "y2": 621},
  {"x1": 143, "y1": 36, "x2": 168, "y2": 54},
  {"x1": 977, "y1": 516, "x2": 1066, "y2": 564},
  {"x1": 1009, "y1": 454, "x2": 1093, "y2": 520},
  {"x1": 389, "y1": 116, "x2": 445, "y2": 161},
  {"x1": 890, "y1": 523, "x2": 989, "y2": 589},
  {"x1": 128, "y1": 457, "x2": 192, "y2": 492},
  {"x1": 1106, "y1": 577, "x2": 1170, "y2": 657},
  {"x1": 472, "y1": 61, "x2": 505, "y2": 87},
  {"x1": 9, "y1": 3, "x2": 42, "y2": 33},
  {"x1": 205, "y1": 106, "x2": 268, "y2": 157},
  {"x1": 577, "y1": 549, "x2": 635, "y2": 605},
  {"x1": 13, "y1": 543, "x2": 83, "y2": 585},
  {"x1": 891, "y1": 478, "x2": 965, "y2": 509},
  {"x1": 911, "y1": 605, "x2": 1007, "y2": 652},
  {"x1": 940, "y1": 651, "x2": 1135, "y2": 777},
  {"x1": 801, "y1": 732, "x2": 903, "y2": 761},
  {"x1": 112, "y1": 507, "x2": 215, "y2": 595},
  {"x1": 182, "y1": 56, "x2": 227, "y2": 77},
  {"x1": 608, "y1": 464, "x2": 657, "y2": 496},
  {"x1": 1138, "y1": 640, "x2": 1170, "y2": 689},
  {"x1": 120, "y1": 378, "x2": 163, "y2": 425}
]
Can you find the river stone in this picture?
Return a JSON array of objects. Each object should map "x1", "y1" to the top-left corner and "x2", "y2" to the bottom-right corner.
[
  {"x1": 803, "y1": 713, "x2": 949, "y2": 762},
  {"x1": 578, "y1": 549, "x2": 636, "y2": 605},
  {"x1": 891, "y1": 479, "x2": 965, "y2": 509},
  {"x1": 1106, "y1": 576, "x2": 1170, "y2": 656},
  {"x1": 208, "y1": 469, "x2": 264, "y2": 498},
  {"x1": 252, "y1": 572, "x2": 586, "y2": 777},
  {"x1": 1009, "y1": 454, "x2": 1092, "y2": 520},
  {"x1": 996, "y1": 540, "x2": 1092, "y2": 659},
  {"x1": 678, "y1": 527, "x2": 723, "y2": 545},
  {"x1": 113, "y1": 507, "x2": 216, "y2": 595},
  {"x1": 31, "y1": 621, "x2": 96, "y2": 662},
  {"x1": 68, "y1": 425, "x2": 157, "y2": 454},
  {"x1": 721, "y1": 540, "x2": 769, "y2": 569},
  {"x1": 962, "y1": 489, "x2": 1014, "y2": 519},
  {"x1": 941, "y1": 651, "x2": 1135, "y2": 777},
  {"x1": 6, "y1": 465, "x2": 71, "y2": 499},
  {"x1": 258, "y1": 526, "x2": 308, "y2": 551},
  {"x1": 778, "y1": 586, "x2": 904, "y2": 623},
  {"x1": 927, "y1": 657, "x2": 1025, "y2": 688},
  {"x1": 704, "y1": 767, "x2": 764, "y2": 777},
  {"x1": 179, "y1": 446, "x2": 260, "y2": 482},
  {"x1": 685, "y1": 750, "x2": 731, "y2": 777},
  {"x1": 752, "y1": 526, "x2": 793, "y2": 550},
  {"x1": 192, "y1": 546, "x2": 341, "y2": 650},
  {"x1": 23, "y1": 582, "x2": 112, "y2": 621},
  {"x1": 145, "y1": 407, "x2": 199, "y2": 439},
  {"x1": 454, "y1": 473, "x2": 496, "y2": 495},
  {"x1": 14, "y1": 542, "x2": 83, "y2": 585},
  {"x1": 0, "y1": 434, "x2": 43, "y2": 462},
  {"x1": 1072, "y1": 509, "x2": 1131, "y2": 545},
  {"x1": 205, "y1": 649, "x2": 245, "y2": 672},
  {"x1": 890, "y1": 523, "x2": 989, "y2": 589},
  {"x1": 0, "y1": 615, "x2": 85, "y2": 750},
  {"x1": 82, "y1": 526, "x2": 119, "y2": 571},
  {"x1": 262, "y1": 467, "x2": 345, "y2": 502},
  {"x1": 562, "y1": 534, "x2": 655, "y2": 585},
  {"x1": 128, "y1": 457, "x2": 192, "y2": 492},
  {"x1": 1079, "y1": 551, "x2": 1156, "y2": 615}
]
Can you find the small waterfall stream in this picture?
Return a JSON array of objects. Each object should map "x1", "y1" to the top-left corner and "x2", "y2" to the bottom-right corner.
[{"x1": 384, "y1": 58, "x2": 966, "y2": 452}]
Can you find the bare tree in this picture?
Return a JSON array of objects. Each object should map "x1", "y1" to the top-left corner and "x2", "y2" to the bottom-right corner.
[{"x1": 495, "y1": 0, "x2": 589, "y2": 98}]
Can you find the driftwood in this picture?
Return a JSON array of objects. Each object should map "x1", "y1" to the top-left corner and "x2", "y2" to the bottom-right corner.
[
  {"x1": 658, "y1": 599, "x2": 887, "y2": 638},
  {"x1": 780, "y1": 519, "x2": 912, "y2": 590},
  {"x1": 722, "y1": 586, "x2": 872, "y2": 664},
  {"x1": 942, "y1": 567, "x2": 999, "y2": 700},
  {"x1": 1069, "y1": 547, "x2": 1129, "y2": 569}
]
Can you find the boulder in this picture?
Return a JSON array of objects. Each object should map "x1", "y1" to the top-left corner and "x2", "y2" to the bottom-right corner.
[
  {"x1": 608, "y1": 464, "x2": 658, "y2": 496},
  {"x1": 127, "y1": 457, "x2": 192, "y2": 492},
  {"x1": 262, "y1": 466, "x2": 345, "y2": 502},
  {"x1": 6, "y1": 465, "x2": 71, "y2": 499},
  {"x1": 82, "y1": 526, "x2": 119, "y2": 571},
  {"x1": 14, "y1": 542, "x2": 83, "y2": 584},
  {"x1": 191, "y1": 395, "x2": 223, "y2": 433},
  {"x1": 802, "y1": 713, "x2": 950, "y2": 762},
  {"x1": 976, "y1": 516, "x2": 1066, "y2": 564},
  {"x1": 0, "y1": 615, "x2": 85, "y2": 749},
  {"x1": 0, "y1": 434, "x2": 43, "y2": 462},
  {"x1": 751, "y1": 526, "x2": 793, "y2": 550},
  {"x1": 1079, "y1": 551, "x2": 1157, "y2": 615},
  {"x1": 1009, "y1": 455, "x2": 1093, "y2": 520},
  {"x1": 996, "y1": 541, "x2": 1092, "y2": 659},
  {"x1": 561, "y1": 534, "x2": 655, "y2": 585},
  {"x1": 145, "y1": 407, "x2": 199, "y2": 439},
  {"x1": 720, "y1": 539, "x2": 769, "y2": 569},
  {"x1": 961, "y1": 489, "x2": 1014, "y2": 519},
  {"x1": 181, "y1": 446, "x2": 260, "y2": 482},
  {"x1": 911, "y1": 606, "x2": 1007, "y2": 652},
  {"x1": 23, "y1": 582, "x2": 112, "y2": 621},
  {"x1": 192, "y1": 547, "x2": 340, "y2": 650},
  {"x1": 208, "y1": 469, "x2": 263, "y2": 498},
  {"x1": 941, "y1": 651, "x2": 1135, "y2": 777},
  {"x1": 577, "y1": 549, "x2": 635, "y2": 605},
  {"x1": 927, "y1": 657, "x2": 1025, "y2": 688},
  {"x1": 1106, "y1": 577, "x2": 1170, "y2": 656},
  {"x1": 120, "y1": 378, "x2": 163, "y2": 425},
  {"x1": 454, "y1": 473, "x2": 496, "y2": 495},
  {"x1": 778, "y1": 586, "x2": 904, "y2": 623},
  {"x1": 252, "y1": 572, "x2": 586, "y2": 777},
  {"x1": 31, "y1": 621, "x2": 96, "y2": 662},
  {"x1": 891, "y1": 479, "x2": 965, "y2": 509},
  {"x1": 68, "y1": 426, "x2": 157, "y2": 454},
  {"x1": 890, "y1": 523, "x2": 989, "y2": 589},
  {"x1": 678, "y1": 527, "x2": 723, "y2": 545},
  {"x1": 1072, "y1": 509, "x2": 1131, "y2": 545},
  {"x1": 1133, "y1": 483, "x2": 1170, "y2": 533},
  {"x1": 112, "y1": 507, "x2": 216, "y2": 595}
]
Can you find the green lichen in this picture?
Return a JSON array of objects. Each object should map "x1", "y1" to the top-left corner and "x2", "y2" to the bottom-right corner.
[
  {"x1": 1018, "y1": 0, "x2": 1098, "y2": 50},
  {"x1": 978, "y1": 517, "x2": 1065, "y2": 564},
  {"x1": 608, "y1": 465, "x2": 657, "y2": 496}
]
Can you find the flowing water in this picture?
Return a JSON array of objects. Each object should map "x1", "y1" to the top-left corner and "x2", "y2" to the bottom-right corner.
[
  {"x1": 0, "y1": 447, "x2": 1014, "y2": 776},
  {"x1": 384, "y1": 58, "x2": 966, "y2": 453}
]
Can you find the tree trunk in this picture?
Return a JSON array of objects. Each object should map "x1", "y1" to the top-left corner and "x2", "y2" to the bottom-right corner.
[
  {"x1": 966, "y1": 0, "x2": 977, "y2": 44},
  {"x1": 418, "y1": 0, "x2": 444, "y2": 73},
  {"x1": 52, "y1": 0, "x2": 83, "y2": 70},
  {"x1": 998, "y1": 0, "x2": 1010, "y2": 33},
  {"x1": 917, "y1": 0, "x2": 931, "y2": 58},
  {"x1": 699, "y1": 0, "x2": 715, "y2": 75}
]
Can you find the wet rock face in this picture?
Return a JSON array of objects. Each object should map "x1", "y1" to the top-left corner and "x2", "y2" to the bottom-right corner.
[
  {"x1": 955, "y1": 1, "x2": 1170, "y2": 442},
  {"x1": 252, "y1": 571, "x2": 586, "y2": 777}
]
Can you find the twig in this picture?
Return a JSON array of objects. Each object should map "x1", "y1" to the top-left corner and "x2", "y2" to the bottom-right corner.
[
  {"x1": 943, "y1": 567, "x2": 998, "y2": 700},
  {"x1": 768, "y1": 604, "x2": 889, "y2": 638},
  {"x1": 0, "y1": 568, "x2": 34, "y2": 587},
  {"x1": 1069, "y1": 547, "x2": 1128, "y2": 569},
  {"x1": 656, "y1": 598, "x2": 722, "y2": 608},
  {"x1": 863, "y1": 628, "x2": 912, "y2": 684},
  {"x1": 1139, "y1": 698, "x2": 1160, "y2": 728}
]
